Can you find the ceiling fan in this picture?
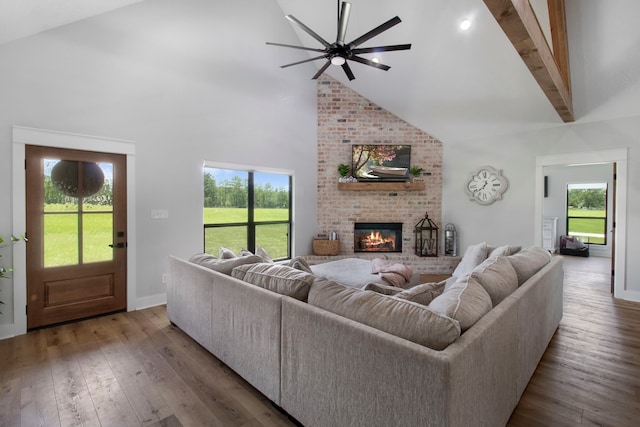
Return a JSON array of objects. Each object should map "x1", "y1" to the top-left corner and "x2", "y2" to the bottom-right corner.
[{"x1": 266, "y1": 1, "x2": 411, "y2": 81}]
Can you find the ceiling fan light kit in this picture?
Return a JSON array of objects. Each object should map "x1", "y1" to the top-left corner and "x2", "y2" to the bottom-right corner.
[{"x1": 266, "y1": 1, "x2": 412, "y2": 81}]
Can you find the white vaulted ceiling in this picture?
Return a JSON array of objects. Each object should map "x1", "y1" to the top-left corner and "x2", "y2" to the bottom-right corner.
[
  {"x1": 1, "y1": 0, "x2": 639, "y2": 143},
  {"x1": 0, "y1": 0, "x2": 145, "y2": 45}
]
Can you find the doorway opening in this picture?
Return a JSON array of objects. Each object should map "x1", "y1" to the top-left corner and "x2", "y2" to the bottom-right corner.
[{"x1": 535, "y1": 149, "x2": 627, "y2": 299}]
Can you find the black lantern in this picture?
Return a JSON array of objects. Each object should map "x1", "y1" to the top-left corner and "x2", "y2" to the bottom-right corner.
[{"x1": 414, "y1": 212, "x2": 439, "y2": 257}]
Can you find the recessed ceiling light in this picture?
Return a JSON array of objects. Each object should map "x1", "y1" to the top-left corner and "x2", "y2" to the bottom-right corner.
[
  {"x1": 460, "y1": 19, "x2": 471, "y2": 30},
  {"x1": 372, "y1": 58, "x2": 380, "y2": 64}
]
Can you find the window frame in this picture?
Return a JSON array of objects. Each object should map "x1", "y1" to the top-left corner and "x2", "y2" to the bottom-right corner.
[
  {"x1": 565, "y1": 182, "x2": 608, "y2": 246},
  {"x1": 203, "y1": 161, "x2": 293, "y2": 259}
]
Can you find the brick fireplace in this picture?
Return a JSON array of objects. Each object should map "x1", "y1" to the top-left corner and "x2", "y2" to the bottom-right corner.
[{"x1": 313, "y1": 77, "x2": 456, "y2": 274}]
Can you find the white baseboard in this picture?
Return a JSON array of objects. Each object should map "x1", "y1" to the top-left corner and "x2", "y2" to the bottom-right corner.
[
  {"x1": 0, "y1": 323, "x2": 15, "y2": 341},
  {"x1": 617, "y1": 289, "x2": 640, "y2": 303},
  {"x1": 136, "y1": 293, "x2": 167, "y2": 310}
]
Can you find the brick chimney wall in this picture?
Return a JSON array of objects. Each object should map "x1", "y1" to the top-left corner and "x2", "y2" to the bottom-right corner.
[{"x1": 315, "y1": 76, "x2": 448, "y2": 273}]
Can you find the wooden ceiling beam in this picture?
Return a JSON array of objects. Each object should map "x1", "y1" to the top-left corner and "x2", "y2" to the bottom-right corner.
[{"x1": 483, "y1": 0, "x2": 574, "y2": 122}]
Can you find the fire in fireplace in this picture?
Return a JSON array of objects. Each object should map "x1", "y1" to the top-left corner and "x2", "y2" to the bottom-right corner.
[{"x1": 354, "y1": 222, "x2": 403, "y2": 253}]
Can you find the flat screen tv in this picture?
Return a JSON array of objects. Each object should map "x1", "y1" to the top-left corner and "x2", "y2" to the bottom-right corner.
[{"x1": 351, "y1": 145, "x2": 411, "y2": 181}]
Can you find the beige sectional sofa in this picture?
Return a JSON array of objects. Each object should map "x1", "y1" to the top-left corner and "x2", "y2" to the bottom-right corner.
[{"x1": 167, "y1": 245, "x2": 563, "y2": 427}]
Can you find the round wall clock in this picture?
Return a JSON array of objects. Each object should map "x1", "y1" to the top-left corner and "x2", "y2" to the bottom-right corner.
[{"x1": 465, "y1": 166, "x2": 508, "y2": 205}]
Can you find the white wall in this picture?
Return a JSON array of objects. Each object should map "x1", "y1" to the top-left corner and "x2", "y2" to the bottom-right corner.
[
  {"x1": 442, "y1": 0, "x2": 640, "y2": 299},
  {"x1": 543, "y1": 163, "x2": 613, "y2": 257},
  {"x1": 0, "y1": 0, "x2": 319, "y2": 335}
]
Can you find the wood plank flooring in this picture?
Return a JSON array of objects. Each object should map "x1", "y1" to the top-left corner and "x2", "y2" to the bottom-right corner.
[
  {"x1": 1, "y1": 255, "x2": 639, "y2": 426},
  {"x1": 507, "y1": 256, "x2": 640, "y2": 426}
]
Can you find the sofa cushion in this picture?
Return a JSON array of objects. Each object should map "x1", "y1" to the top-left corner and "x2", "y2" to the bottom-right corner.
[
  {"x1": 231, "y1": 263, "x2": 314, "y2": 301},
  {"x1": 507, "y1": 246, "x2": 552, "y2": 286},
  {"x1": 470, "y1": 256, "x2": 518, "y2": 306},
  {"x1": 308, "y1": 279, "x2": 461, "y2": 350},
  {"x1": 452, "y1": 242, "x2": 488, "y2": 278},
  {"x1": 393, "y1": 281, "x2": 445, "y2": 306},
  {"x1": 189, "y1": 253, "x2": 264, "y2": 275},
  {"x1": 429, "y1": 276, "x2": 492, "y2": 332}
]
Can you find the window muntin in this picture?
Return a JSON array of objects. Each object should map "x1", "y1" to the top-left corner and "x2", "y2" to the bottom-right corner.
[
  {"x1": 566, "y1": 183, "x2": 607, "y2": 245},
  {"x1": 203, "y1": 166, "x2": 291, "y2": 259}
]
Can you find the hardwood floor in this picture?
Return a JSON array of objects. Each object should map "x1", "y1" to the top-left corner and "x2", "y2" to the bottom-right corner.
[
  {"x1": 507, "y1": 255, "x2": 640, "y2": 426},
  {"x1": 1, "y1": 255, "x2": 639, "y2": 426}
]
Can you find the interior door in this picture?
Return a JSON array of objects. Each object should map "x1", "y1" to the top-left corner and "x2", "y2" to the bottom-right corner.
[
  {"x1": 25, "y1": 145, "x2": 127, "y2": 329},
  {"x1": 611, "y1": 162, "x2": 616, "y2": 293}
]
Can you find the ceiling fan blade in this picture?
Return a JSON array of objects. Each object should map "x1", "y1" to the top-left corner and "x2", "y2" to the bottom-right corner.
[
  {"x1": 281, "y1": 55, "x2": 328, "y2": 68},
  {"x1": 351, "y1": 43, "x2": 412, "y2": 54},
  {"x1": 336, "y1": 1, "x2": 352, "y2": 45},
  {"x1": 311, "y1": 61, "x2": 332, "y2": 80},
  {"x1": 348, "y1": 16, "x2": 402, "y2": 48},
  {"x1": 342, "y1": 62, "x2": 356, "y2": 81},
  {"x1": 286, "y1": 15, "x2": 331, "y2": 48},
  {"x1": 266, "y1": 42, "x2": 326, "y2": 53},
  {"x1": 350, "y1": 56, "x2": 391, "y2": 71}
]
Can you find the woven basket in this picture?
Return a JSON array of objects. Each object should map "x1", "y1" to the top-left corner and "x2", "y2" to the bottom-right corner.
[{"x1": 312, "y1": 239, "x2": 339, "y2": 256}]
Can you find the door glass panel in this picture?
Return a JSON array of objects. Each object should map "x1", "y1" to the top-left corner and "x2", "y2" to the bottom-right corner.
[
  {"x1": 83, "y1": 162, "x2": 113, "y2": 212},
  {"x1": 83, "y1": 213, "x2": 113, "y2": 263},
  {"x1": 43, "y1": 159, "x2": 112, "y2": 267},
  {"x1": 44, "y1": 214, "x2": 78, "y2": 267}
]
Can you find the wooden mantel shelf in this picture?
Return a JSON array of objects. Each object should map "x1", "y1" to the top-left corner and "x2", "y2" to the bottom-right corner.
[{"x1": 337, "y1": 181, "x2": 425, "y2": 191}]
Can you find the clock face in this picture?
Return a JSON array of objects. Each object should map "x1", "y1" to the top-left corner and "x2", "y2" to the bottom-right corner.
[{"x1": 465, "y1": 167, "x2": 508, "y2": 205}]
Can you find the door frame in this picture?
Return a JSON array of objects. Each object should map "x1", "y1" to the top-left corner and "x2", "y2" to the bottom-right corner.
[
  {"x1": 11, "y1": 126, "x2": 137, "y2": 336},
  {"x1": 534, "y1": 148, "x2": 632, "y2": 301}
]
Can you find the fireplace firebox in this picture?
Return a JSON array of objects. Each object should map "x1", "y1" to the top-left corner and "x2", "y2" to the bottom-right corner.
[{"x1": 354, "y1": 222, "x2": 403, "y2": 253}]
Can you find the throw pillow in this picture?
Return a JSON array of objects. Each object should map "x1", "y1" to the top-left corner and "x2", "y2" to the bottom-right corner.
[
  {"x1": 219, "y1": 247, "x2": 237, "y2": 259},
  {"x1": 452, "y1": 242, "x2": 488, "y2": 278},
  {"x1": 256, "y1": 246, "x2": 273, "y2": 263},
  {"x1": 487, "y1": 245, "x2": 521, "y2": 259},
  {"x1": 393, "y1": 281, "x2": 445, "y2": 306},
  {"x1": 362, "y1": 282, "x2": 403, "y2": 295},
  {"x1": 506, "y1": 246, "x2": 552, "y2": 286},
  {"x1": 189, "y1": 253, "x2": 264, "y2": 275},
  {"x1": 287, "y1": 256, "x2": 313, "y2": 274},
  {"x1": 308, "y1": 278, "x2": 461, "y2": 351},
  {"x1": 470, "y1": 256, "x2": 518, "y2": 306},
  {"x1": 231, "y1": 263, "x2": 314, "y2": 301},
  {"x1": 429, "y1": 275, "x2": 492, "y2": 332},
  {"x1": 188, "y1": 253, "x2": 218, "y2": 269}
]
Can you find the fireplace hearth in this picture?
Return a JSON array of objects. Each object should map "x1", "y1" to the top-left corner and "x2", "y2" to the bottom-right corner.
[{"x1": 354, "y1": 222, "x2": 403, "y2": 253}]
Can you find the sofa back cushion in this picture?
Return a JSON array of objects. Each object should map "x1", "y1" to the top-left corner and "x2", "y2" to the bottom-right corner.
[
  {"x1": 429, "y1": 276, "x2": 492, "y2": 332},
  {"x1": 506, "y1": 246, "x2": 552, "y2": 286},
  {"x1": 452, "y1": 242, "x2": 488, "y2": 278},
  {"x1": 308, "y1": 278, "x2": 461, "y2": 350},
  {"x1": 231, "y1": 263, "x2": 314, "y2": 301},
  {"x1": 470, "y1": 256, "x2": 518, "y2": 306},
  {"x1": 189, "y1": 253, "x2": 264, "y2": 276}
]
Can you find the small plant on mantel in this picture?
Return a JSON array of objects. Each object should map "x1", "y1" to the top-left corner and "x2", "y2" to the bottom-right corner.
[
  {"x1": 410, "y1": 166, "x2": 424, "y2": 182},
  {"x1": 338, "y1": 163, "x2": 355, "y2": 182},
  {"x1": 0, "y1": 235, "x2": 26, "y2": 314}
]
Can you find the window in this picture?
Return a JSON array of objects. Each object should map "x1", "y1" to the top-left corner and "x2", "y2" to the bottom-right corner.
[
  {"x1": 203, "y1": 166, "x2": 292, "y2": 259},
  {"x1": 566, "y1": 183, "x2": 607, "y2": 245}
]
